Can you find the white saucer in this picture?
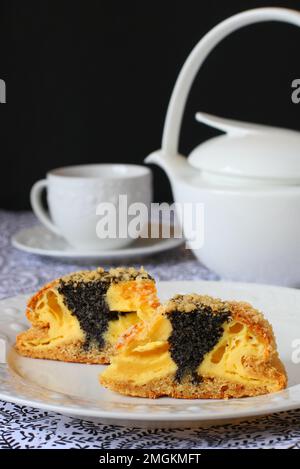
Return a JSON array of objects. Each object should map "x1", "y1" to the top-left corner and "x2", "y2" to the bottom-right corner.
[
  {"x1": 1, "y1": 280, "x2": 300, "y2": 427},
  {"x1": 11, "y1": 224, "x2": 184, "y2": 261}
]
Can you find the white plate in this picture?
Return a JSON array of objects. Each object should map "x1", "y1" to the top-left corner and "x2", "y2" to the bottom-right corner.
[
  {"x1": 11, "y1": 224, "x2": 184, "y2": 261},
  {"x1": 0, "y1": 280, "x2": 300, "y2": 428}
]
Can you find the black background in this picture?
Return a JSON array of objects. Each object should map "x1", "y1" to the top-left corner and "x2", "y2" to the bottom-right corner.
[{"x1": 1, "y1": 0, "x2": 300, "y2": 209}]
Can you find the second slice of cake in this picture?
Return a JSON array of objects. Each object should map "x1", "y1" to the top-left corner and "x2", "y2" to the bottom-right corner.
[
  {"x1": 100, "y1": 294, "x2": 287, "y2": 398},
  {"x1": 16, "y1": 267, "x2": 159, "y2": 364}
]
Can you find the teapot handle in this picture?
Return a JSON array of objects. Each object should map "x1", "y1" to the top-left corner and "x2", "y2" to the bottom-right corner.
[{"x1": 162, "y1": 7, "x2": 300, "y2": 158}]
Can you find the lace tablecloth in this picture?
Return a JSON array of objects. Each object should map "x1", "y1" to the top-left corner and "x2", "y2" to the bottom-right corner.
[{"x1": 0, "y1": 210, "x2": 299, "y2": 449}]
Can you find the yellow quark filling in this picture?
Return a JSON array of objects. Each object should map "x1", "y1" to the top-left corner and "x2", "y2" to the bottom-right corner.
[
  {"x1": 104, "y1": 280, "x2": 159, "y2": 346},
  {"x1": 106, "y1": 280, "x2": 158, "y2": 320},
  {"x1": 24, "y1": 289, "x2": 84, "y2": 349},
  {"x1": 102, "y1": 313, "x2": 176, "y2": 386},
  {"x1": 199, "y1": 320, "x2": 267, "y2": 385}
]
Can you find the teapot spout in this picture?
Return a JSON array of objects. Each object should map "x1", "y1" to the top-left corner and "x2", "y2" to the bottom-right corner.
[
  {"x1": 145, "y1": 150, "x2": 192, "y2": 182},
  {"x1": 144, "y1": 150, "x2": 164, "y2": 166},
  {"x1": 145, "y1": 150, "x2": 175, "y2": 180},
  {"x1": 145, "y1": 150, "x2": 171, "y2": 169}
]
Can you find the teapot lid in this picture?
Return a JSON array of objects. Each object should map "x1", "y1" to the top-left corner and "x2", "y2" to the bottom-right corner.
[{"x1": 188, "y1": 113, "x2": 300, "y2": 185}]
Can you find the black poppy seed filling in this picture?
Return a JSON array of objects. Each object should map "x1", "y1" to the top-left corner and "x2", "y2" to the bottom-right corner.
[
  {"x1": 167, "y1": 306, "x2": 230, "y2": 384},
  {"x1": 58, "y1": 279, "x2": 134, "y2": 350}
]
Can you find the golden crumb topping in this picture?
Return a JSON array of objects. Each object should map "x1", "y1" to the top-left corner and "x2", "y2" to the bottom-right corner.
[
  {"x1": 164, "y1": 294, "x2": 230, "y2": 314},
  {"x1": 60, "y1": 266, "x2": 153, "y2": 285},
  {"x1": 109, "y1": 266, "x2": 153, "y2": 282},
  {"x1": 61, "y1": 268, "x2": 106, "y2": 284}
]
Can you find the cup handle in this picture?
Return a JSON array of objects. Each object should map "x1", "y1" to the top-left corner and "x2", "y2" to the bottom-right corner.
[{"x1": 30, "y1": 179, "x2": 61, "y2": 235}]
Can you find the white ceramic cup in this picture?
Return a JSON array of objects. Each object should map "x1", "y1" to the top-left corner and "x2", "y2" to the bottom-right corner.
[{"x1": 30, "y1": 164, "x2": 152, "y2": 250}]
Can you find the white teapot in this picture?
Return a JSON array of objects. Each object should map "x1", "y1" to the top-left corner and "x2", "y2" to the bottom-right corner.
[{"x1": 146, "y1": 7, "x2": 300, "y2": 286}]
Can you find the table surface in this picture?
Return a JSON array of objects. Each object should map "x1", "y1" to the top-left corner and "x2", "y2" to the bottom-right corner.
[{"x1": 0, "y1": 210, "x2": 299, "y2": 449}]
